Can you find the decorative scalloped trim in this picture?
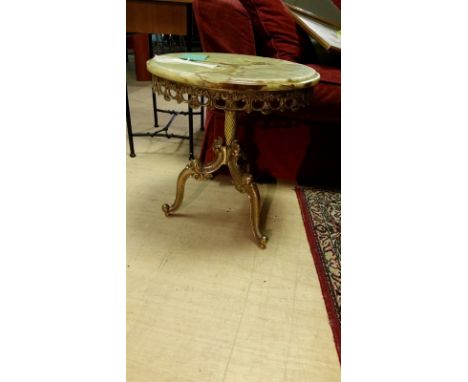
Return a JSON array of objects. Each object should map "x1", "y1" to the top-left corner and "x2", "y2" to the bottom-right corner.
[{"x1": 152, "y1": 76, "x2": 312, "y2": 115}]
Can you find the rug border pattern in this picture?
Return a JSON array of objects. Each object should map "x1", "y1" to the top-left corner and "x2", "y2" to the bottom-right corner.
[{"x1": 295, "y1": 187, "x2": 341, "y2": 359}]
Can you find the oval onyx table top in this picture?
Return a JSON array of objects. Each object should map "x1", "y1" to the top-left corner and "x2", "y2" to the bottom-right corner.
[{"x1": 146, "y1": 52, "x2": 320, "y2": 92}]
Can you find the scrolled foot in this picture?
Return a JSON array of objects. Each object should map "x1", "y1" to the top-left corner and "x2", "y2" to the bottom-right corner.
[
  {"x1": 162, "y1": 203, "x2": 171, "y2": 217},
  {"x1": 256, "y1": 235, "x2": 268, "y2": 249}
]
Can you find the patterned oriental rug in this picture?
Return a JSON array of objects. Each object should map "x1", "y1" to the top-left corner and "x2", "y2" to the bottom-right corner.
[{"x1": 295, "y1": 187, "x2": 341, "y2": 359}]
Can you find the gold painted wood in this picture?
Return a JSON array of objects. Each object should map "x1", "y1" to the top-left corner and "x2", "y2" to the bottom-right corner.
[{"x1": 149, "y1": 53, "x2": 319, "y2": 248}]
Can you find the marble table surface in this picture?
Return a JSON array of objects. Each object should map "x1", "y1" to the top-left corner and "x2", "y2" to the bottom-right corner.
[{"x1": 146, "y1": 52, "x2": 320, "y2": 91}]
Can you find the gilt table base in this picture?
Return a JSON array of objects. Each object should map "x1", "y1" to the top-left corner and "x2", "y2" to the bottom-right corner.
[
  {"x1": 162, "y1": 110, "x2": 268, "y2": 249},
  {"x1": 149, "y1": 53, "x2": 319, "y2": 249}
]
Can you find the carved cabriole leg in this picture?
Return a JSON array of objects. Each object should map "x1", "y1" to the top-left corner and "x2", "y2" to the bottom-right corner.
[
  {"x1": 224, "y1": 112, "x2": 268, "y2": 249},
  {"x1": 162, "y1": 138, "x2": 226, "y2": 216},
  {"x1": 161, "y1": 165, "x2": 196, "y2": 216},
  {"x1": 163, "y1": 109, "x2": 268, "y2": 249}
]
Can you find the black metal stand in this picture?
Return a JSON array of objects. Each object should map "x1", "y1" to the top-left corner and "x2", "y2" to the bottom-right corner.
[
  {"x1": 126, "y1": 3, "x2": 205, "y2": 160},
  {"x1": 126, "y1": 86, "x2": 136, "y2": 158},
  {"x1": 131, "y1": 106, "x2": 204, "y2": 160}
]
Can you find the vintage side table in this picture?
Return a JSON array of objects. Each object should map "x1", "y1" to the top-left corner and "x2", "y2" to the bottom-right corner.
[{"x1": 146, "y1": 53, "x2": 320, "y2": 248}]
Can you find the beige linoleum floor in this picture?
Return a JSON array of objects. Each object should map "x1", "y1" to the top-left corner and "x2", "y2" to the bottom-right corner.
[{"x1": 126, "y1": 59, "x2": 340, "y2": 382}]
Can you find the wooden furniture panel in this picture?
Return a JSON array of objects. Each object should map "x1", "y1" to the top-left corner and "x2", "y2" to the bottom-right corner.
[{"x1": 126, "y1": 1, "x2": 188, "y2": 35}]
